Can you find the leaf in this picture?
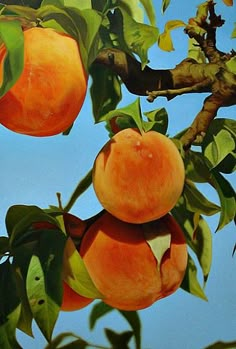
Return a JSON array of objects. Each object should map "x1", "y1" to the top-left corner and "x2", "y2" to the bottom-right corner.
[
  {"x1": 0, "y1": 306, "x2": 22, "y2": 349},
  {"x1": 105, "y1": 328, "x2": 133, "y2": 349},
  {"x1": 202, "y1": 118, "x2": 236, "y2": 174},
  {"x1": 89, "y1": 64, "x2": 122, "y2": 122},
  {"x1": 144, "y1": 227, "x2": 171, "y2": 269},
  {"x1": 172, "y1": 202, "x2": 212, "y2": 284},
  {"x1": 222, "y1": 0, "x2": 233, "y2": 6},
  {"x1": 188, "y1": 38, "x2": 206, "y2": 63},
  {"x1": 118, "y1": 0, "x2": 144, "y2": 23},
  {"x1": 183, "y1": 180, "x2": 221, "y2": 216},
  {"x1": 0, "y1": 0, "x2": 42, "y2": 8},
  {"x1": 14, "y1": 267, "x2": 33, "y2": 337},
  {"x1": 64, "y1": 8, "x2": 103, "y2": 68},
  {"x1": 99, "y1": 98, "x2": 143, "y2": 133},
  {"x1": 63, "y1": 169, "x2": 93, "y2": 212},
  {"x1": 89, "y1": 302, "x2": 113, "y2": 330},
  {"x1": 185, "y1": 151, "x2": 212, "y2": 183},
  {"x1": 118, "y1": 310, "x2": 141, "y2": 349},
  {"x1": 63, "y1": 237, "x2": 103, "y2": 299},
  {"x1": 89, "y1": 302, "x2": 141, "y2": 349},
  {"x1": 0, "y1": 236, "x2": 10, "y2": 257},
  {"x1": 204, "y1": 130, "x2": 235, "y2": 170},
  {"x1": 111, "y1": 8, "x2": 159, "y2": 68},
  {"x1": 181, "y1": 254, "x2": 208, "y2": 301},
  {"x1": 161, "y1": 0, "x2": 171, "y2": 13},
  {"x1": 143, "y1": 108, "x2": 168, "y2": 134},
  {"x1": 0, "y1": 20, "x2": 24, "y2": 98},
  {"x1": 6, "y1": 205, "x2": 59, "y2": 246},
  {"x1": 204, "y1": 340, "x2": 236, "y2": 349},
  {"x1": 0, "y1": 260, "x2": 22, "y2": 349},
  {"x1": 26, "y1": 255, "x2": 60, "y2": 342},
  {"x1": 226, "y1": 56, "x2": 236, "y2": 74},
  {"x1": 232, "y1": 23, "x2": 236, "y2": 38},
  {"x1": 158, "y1": 20, "x2": 186, "y2": 51},
  {"x1": 139, "y1": 0, "x2": 156, "y2": 26},
  {"x1": 210, "y1": 170, "x2": 236, "y2": 231}
]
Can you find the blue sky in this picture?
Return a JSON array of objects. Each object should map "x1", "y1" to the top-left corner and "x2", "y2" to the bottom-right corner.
[{"x1": 0, "y1": 0, "x2": 235, "y2": 348}]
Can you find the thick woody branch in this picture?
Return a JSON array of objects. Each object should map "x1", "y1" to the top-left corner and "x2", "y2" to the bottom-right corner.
[{"x1": 180, "y1": 94, "x2": 223, "y2": 148}]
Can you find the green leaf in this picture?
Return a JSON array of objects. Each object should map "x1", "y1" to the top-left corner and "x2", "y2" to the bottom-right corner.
[
  {"x1": 105, "y1": 328, "x2": 133, "y2": 349},
  {"x1": 226, "y1": 56, "x2": 236, "y2": 74},
  {"x1": 0, "y1": 260, "x2": 22, "y2": 349},
  {"x1": 89, "y1": 64, "x2": 122, "y2": 122},
  {"x1": 185, "y1": 151, "x2": 212, "y2": 183},
  {"x1": 0, "y1": 236, "x2": 10, "y2": 257},
  {"x1": 0, "y1": 306, "x2": 22, "y2": 349},
  {"x1": 89, "y1": 302, "x2": 113, "y2": 330},
  {"x1": 26, "y1": 255, "x2": 60, "y2": 342},
  {"x1": 6, "y1": 205, "x2": 59, "y2": 246},
  {"x1": 89, "y1": 302, "x2": 141, "y2": 349},
  {"x1": 110, "y1": 8, "x2": 159, "y2": 68},
  {"x1": 14, "y1": 267, "x2": 33, "y2": 337},
  {"x1": 172, "y1": 202, "x2": 212, "y2": 284},
  {"x1": 3, "y1": 5, "x2": 37, "y2": 19},
  {"x1": 118, "y1": 310, "x2": 141, "y2": 349},
  {"x1": 1, "y1": 0, "x2": 42, "y2": 8},
  {"x1": 140, "y1": 0, "x2": 156, "y2": 26},
  {"x1": 63, "y1": 169, "x2": 93, "y2": 212},
  {"x1": 210, "y1": 170, "x2": 236, "y2": 231},
  {"x1": 64, "y1": 8, "x2": 103, "y2": 68},
  {"x1": 231, "y1": 23, "x2": 236, "y2": 38},
  {"x1": 118, "y1": 0, "x2": 144, "y2": 23},
  {"x1": 99, "y1": 98, "x2": 143, "y2": 133},
  {"x1": 0, "y1": 20, "x2": 24, "y2": 98},
  {"x1": 121, "y1": 8, "x2": 159, "y2": 68},
  {"x1": 161, "y1": 0, "x2": 171, "y2": 13},
  {"x1": 63, "y1": 237, "x2": 103, "y2": 299},
  {"x1": 183, "y1": 180, "x2": 221, "y2": 216},
  {"x1": 143, "y1": 108, "x2": 168, "y2": 134},
  {"x1": 204, "y1": 340, "x2": 236, "y2": 349},
  {"x1": 204, "y1": 130, "x2": 235, "y2": 170},
  {"x1": 202, "y1": 118, "x2": 236, "y2": 174},
  {"x1": 181, "y1": 254, "x2": 208, "y2": 301}
]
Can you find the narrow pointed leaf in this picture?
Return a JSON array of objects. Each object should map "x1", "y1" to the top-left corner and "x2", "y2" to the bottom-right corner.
[
  {"x1": 63, "y1": 237, "x2": 103, "y2": 298},
  {"x1": 0, "y1": 20, "x2": 24, "y2": 97},
  {"x1": 143, "y1": 108, "x2": 168, "y2": 134},
  {"x1": 90, "y1": 64, "x2": 122, "y2": 122},
  {"x1": 0, "y1": 260, "x2": 22, "y2": 348},
  {"x1": 210, "y1": 170, "x2": 236, "y2": 231},
  {"x1": 118, "y1": 310, "x2": 141, "y2": 349},
  {"x1": 181, "y1": 254, "x2": 208, "y2": 301},
  {"x1": 64, "y1": 170, "x2": 92, "y2": 212},
  {"x1": 26, "y1": 255, "x2": 60, "y2": 342},
  {"x1": 183, "y1": 180, "x2": 220, "y2": 216},
  {"x1": 161, "y1": 0, "x2": 171, "y2": 13},
  {"x1": 140, "y1": 0, "x2": 156, "y2": 25},
  {"x1": 89, "y1": 302, "x2": 113, "y2": 330},
  {"x1": 99, "y1": 98, "x2": 143, "y2": 134}
]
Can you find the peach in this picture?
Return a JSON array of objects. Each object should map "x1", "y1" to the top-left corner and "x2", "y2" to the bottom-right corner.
[
  {"x1": 92, "y1": 128, "x2": 185, "y2": 223},
  {"x1": 80, "y1": 212, "x2": 188, "y2": 311},
  {"x1": 0, "y1": 27, "x2": 87, "y2": 136}
]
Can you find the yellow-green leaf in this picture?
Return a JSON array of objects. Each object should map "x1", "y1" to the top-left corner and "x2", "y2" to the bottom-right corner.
[
  {"x1": 63, "y1": 237, "x2": 103, "y2": 299},
  {"x1": 158, "y1": 20, "x2": 186, "y2": 51}
]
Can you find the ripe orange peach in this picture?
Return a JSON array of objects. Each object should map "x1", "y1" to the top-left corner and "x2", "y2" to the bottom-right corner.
[
  {"x1": 80, "y1": 212, "x2": 187, "y2": 311},
  {"x1": 92, "y1": 128, "x2": 185, "y2": 223},
  {"x1": 0, "y1": 27, "x2": 87, "y2": 136}
]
